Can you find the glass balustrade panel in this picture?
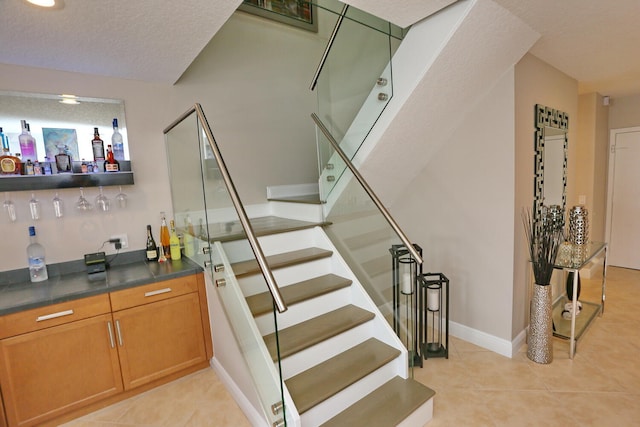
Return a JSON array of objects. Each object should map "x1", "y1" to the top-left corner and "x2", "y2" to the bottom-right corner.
[
  {"x1": 317, "y1": 131, "x2": 418, "y2": 375},
  {"x1": 312, "y1": 0, "x2": 404, "y2": 199},
  {"x1": 164, "y1": 108, "x2": 287, "y2": 426}
]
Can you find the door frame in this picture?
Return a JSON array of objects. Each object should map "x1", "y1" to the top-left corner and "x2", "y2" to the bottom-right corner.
[{"x1": 605, "y1": 126, "x2": 640, "y2": 255}]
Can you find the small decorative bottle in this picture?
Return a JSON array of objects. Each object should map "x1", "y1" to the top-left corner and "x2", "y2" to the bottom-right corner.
[
  {"x1": 104, "y1": 145, "x2": 119, "y2": 172},
  {"x1": 24, "y1": 159, "x2": 34, "y2": 175},
  {"x1": 33, "y1": 160, "x2": 42, "y2": 175},
  {"x1": 43, "y1": 157, "x2": 52, "y2": 175}
]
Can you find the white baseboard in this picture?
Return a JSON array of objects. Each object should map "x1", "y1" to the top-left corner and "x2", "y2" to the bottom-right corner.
[
  {"x1": 450, "y1": 321, "x2": 525, "y2": 358},
  {"x1": 210, "y1": 358, "x2": 267, "y2": 427}
]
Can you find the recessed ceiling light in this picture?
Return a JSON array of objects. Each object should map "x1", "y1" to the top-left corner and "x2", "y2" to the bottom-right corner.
[
  {"x1": 59, "y1": 94, "x2": 79, "y2": 105},
  {"x1": 24, "y1": 0, "x2": 64, "y2": 9}
]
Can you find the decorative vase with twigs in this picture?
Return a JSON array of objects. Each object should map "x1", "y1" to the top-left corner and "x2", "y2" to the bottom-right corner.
[{"x1": 523, "y1": 209, "x2": 564, "y2": 364}]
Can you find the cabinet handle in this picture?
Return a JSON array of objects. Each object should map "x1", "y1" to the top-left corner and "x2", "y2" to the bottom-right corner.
[
  {"x1": 107, "y1": 321, "x2": 115, "y2": 348},
  {"x1": 36, "y1": 309, "x2": 74, "y2": 322},
  {"x1": 115, "y1": 320, "x2": 124, "y2": 346},
  {"x1": 144, "y1": 287, "x2": 172, "y2": 297}
]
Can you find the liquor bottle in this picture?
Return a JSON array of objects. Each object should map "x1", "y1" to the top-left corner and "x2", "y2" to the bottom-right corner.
[
  {"x1": 27, "y1": 226, "x2": 48, "y2": 282},
  {"x1": 55, "y1": 144, "x2": 71, "y2": 173},
  {"x1": 111, "y1": 118, "x2": 125, "y2": 161},
  {"x1": 19, "y1": 120, "x2": 37, "y2": 161},
  {"x1": 92, "y1": 127, "x2": 105, "y2": 161},
  {"x1": 145, "y1": 224, "x2": 158, "y2": 262},
  {"x1": 81, "y1": 159, "x2": 88, "y2": 173},
  {"x1": 160, "y1": 212, "x2": 171, "y2": 260},
  {"x1": 43, "y1": 157, "x2": 52, "y2": 175},
  {"x1": 183, "y1": 216, "x2": 195, "y2": 257},
  {"x1": 33, "y1": 160, "x2": 42, "y2": 175},
  {"x1": 169, "y1": 219, "x2": 182, "y2": 260},
  {"x1": 0, "y1": 127, "x2": 9, "y2": 152},
  {"x1": 25, "y1": 159, "x2": 34, "y2": 175},
  {"x1": 104, "y1": 145, "x2": 120, "y2": 172},
  {"x1": 0, "y1": 152, "x2": 21, "y2": 175}
]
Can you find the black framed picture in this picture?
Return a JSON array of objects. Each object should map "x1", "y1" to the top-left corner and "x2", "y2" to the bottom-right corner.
[{"x1": 238, "y1": 0, "x2": 317, "y2": 32}]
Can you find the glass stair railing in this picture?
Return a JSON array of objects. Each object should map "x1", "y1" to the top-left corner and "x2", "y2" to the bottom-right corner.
[
  {"x1": 309, "y1": 0, "x2": 406, "y2": 201},
  {"x1": 312, "y1": 112, "x2": 424, "y2": 369},
  {"x1": 164, "y1": 104, "x2": 289, "y2": 426}
]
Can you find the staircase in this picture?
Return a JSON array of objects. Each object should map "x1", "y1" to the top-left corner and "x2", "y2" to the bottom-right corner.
[{"x1": 226, "y1": 217, "x2": 435, "y2": 426}]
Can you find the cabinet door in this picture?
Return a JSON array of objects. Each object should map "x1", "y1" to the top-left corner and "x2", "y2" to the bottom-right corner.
[
  {"x1": 113, "y1": 292, "x2": 207, "y2": 390},
  {"x1": 0, "y1": 314, "x2": 123, "y2": 427}
]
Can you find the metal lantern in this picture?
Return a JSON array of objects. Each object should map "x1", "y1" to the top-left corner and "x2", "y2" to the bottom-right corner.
[
  {"x1": 390, "y1": 244, "x2": 423, "y2": 367},
  {"x1": 419, "y1": 273, "x2": 449, "y2": 359}
]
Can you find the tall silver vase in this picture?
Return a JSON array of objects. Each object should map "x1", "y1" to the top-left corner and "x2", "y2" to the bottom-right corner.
[{"x1": 528, "y1": 284, "x2": 553, "y2": 364}]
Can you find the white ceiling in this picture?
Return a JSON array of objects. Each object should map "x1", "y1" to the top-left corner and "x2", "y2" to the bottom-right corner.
[
  {"x1": 1, "y1": 0, "x2": 639, "y2": 97},
  {"x1": 0, "y1": 0, "x2": 242, "y2": 83}
]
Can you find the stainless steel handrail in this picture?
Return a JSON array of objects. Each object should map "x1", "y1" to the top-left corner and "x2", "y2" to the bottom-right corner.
[
  {"x1": 309, "y1": 3, "x2": 349, "y2": 91},
  {"x1": 311, "y1": 112, "x2": 423, "y2": 265},
  {"x1": 164, "y1": 104, "x2": 287, "y2": 313}
]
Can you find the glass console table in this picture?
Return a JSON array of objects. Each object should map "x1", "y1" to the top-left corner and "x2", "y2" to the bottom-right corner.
[{"x1": 551, "y1": 241, "x2": 607, "y2": 359}]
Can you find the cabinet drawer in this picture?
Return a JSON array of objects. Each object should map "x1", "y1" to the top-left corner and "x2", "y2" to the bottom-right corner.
[
  {"x1": 110, "y1": 275, "x2": 198, "y2": 311},
  {"x1": 0, "y1": 294, "x2": 112, "y2": 339}
]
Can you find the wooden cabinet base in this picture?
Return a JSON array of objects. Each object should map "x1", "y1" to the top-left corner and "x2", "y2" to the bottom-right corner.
[
  {"x1": 36, "y1": 362, "x2": 212, "y2": 427},
  {"x1": 0, "y1": 273, "x2": 213, "y2": 427}
]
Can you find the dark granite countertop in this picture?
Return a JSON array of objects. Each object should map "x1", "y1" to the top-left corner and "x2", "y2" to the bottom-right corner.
[{"x1": 0, "y1": 251, "x2": 204, "y2": 316}]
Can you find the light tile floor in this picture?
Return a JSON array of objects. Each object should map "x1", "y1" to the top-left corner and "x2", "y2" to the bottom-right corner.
[{"x1": 63, "y1": 266, "x2": 640, "y2": 426}]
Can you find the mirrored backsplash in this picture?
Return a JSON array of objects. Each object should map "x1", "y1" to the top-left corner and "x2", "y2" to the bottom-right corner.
[{"x1": 0, "y1": 90, "x2": 128, "y2": 163}]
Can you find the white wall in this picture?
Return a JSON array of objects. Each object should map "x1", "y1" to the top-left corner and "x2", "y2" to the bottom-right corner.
[
  {"x1": 0, "y1": 63, "x2": 175, "y2": 271},
  {"x1": 391, "y1": 69, "x2": 516, "y2": 346}
]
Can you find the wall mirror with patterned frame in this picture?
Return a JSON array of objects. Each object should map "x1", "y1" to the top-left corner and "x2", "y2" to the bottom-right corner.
[{"x1": 533, "y1": 104, "x2": 568, "y2": 220}]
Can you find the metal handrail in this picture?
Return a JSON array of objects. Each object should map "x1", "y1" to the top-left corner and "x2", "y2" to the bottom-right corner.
[
  {"x1": 309, "y1": 3, "x2": 349, "y2": 91},
  {"x1": 311, "y1": 112, "x2": 423, "y2": 265},
  {"x1": 164, "y1": 104, "x2": 287, "y2": 313}
]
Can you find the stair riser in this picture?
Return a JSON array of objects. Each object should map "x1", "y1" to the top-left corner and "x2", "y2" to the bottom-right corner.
[
  {"x1": 254, "y1": 287, "x2": 353, "y2": 335},
  {"x1": 268, "y1": 200, "x2": 324, "y2": 223},
  {"x1": 397, "y1": 398, "x2": 434, "y2": 427},
  {"x1": 277, "y1": 321, "x2": 374, "y2": 380},
  {"x1": 299, "y1": 362, "x2": 402, "y2": 426},
  {"x1": 237, "y1": 257, "x2": 334, "y2": 297},
  {"x1": 257, "y1": 227, "x2": 326, "y2": 255},
  {"x1": 220, "y1": 239, "x2": 255, "y2": 264}
]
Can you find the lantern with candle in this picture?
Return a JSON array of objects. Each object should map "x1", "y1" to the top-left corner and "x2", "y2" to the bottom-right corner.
[
  {"x1": 419, "y1": 272, "x2": 450, "y2": 359},
  {"x1": 390, "y1": 244, "x2": 423, "y2": 367}
]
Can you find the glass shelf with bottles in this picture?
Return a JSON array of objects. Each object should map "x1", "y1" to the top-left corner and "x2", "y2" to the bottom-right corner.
[
  {"x1": 0, "y1": 91, "x2": 133, "y2": 193},
  {"x1": 0, "y1": 160, "x2": 134, "y2": 192}
]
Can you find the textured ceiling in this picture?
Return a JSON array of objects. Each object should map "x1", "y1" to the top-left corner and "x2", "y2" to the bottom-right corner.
[
  {"x1": 492, "y1": 0, "x2": 640, "y2": 97},
  {"x1": 1, "y1": 0, "x2": 640, "y2": 97},
  {"x1": 0, "y1": 0, "x2": 242, "y2": 83}
]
